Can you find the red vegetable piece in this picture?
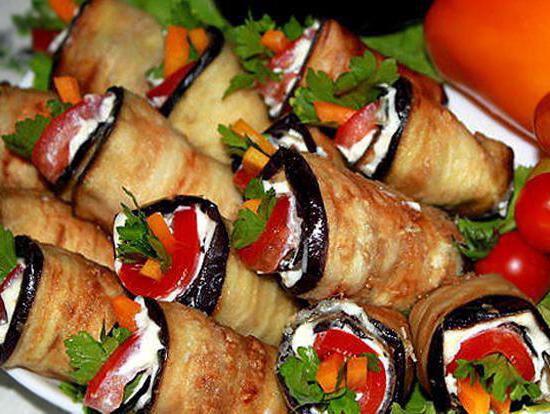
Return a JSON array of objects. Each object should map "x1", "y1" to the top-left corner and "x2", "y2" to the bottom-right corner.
[
  {"x1": 233, "y1": 164, "x2": 256, "y2": 191},
  {"x1": 31, "y1": 29, "x2": 61, "y2": 53},
  {"x1": 146, "y1": 62, "x2": 195, "y2": 106},
  {"x1": 334, "y1": 102, "x2": 379, "y2": 150}
]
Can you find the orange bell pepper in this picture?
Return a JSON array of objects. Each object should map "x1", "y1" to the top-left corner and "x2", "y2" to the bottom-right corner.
[
  {"x1": 242, "y1": 147, "x2": 270, "y2": 175},
  {"x1": 346, "y1": 356, "x2": 368, "y2": 391},
  {"x1": 232, "y1": 119, "x2": 276, "y2": 155},
  {"x1": 48, "y1": 0, "x2": 77, "y2": 24},
  {"x1": 241, "y1": 198, "x2": 262, "y2": 214},
  {"x1": 316, "y1": 353, "x2": 345, "y2": 393},
  {"x1": 146, "y1": 212, "x2": 178, "y2": 254},
  {"x1": 189, "y1": 28, "x2": 210, "y2": 54},
  {"x1": 110, "y1": 295, "x2": 141, "y2": 332},
  {"x1": 164, "y1": 26, "x2": 190, "y2": 78},
  {"x1": 261, "y1": 30, "x2": 291, "y2": 54},
  {"x1": 457, "y1": 377, "x2": 491, "y2": 414},
  {"x1": 314, "y1": 101, "x2": 357, "y2": 126},
  {"x1": 425, "y1": 0, "x2": 550, "y2": 136},
  {"x1": 490, "y1": 395, "x2": 511, "y2": 414},
  {"x1": 53, "y1": 76, "x2": 82, "y2": 105},
  {"x1": 140, "y1": 259, "x2": 164, "y2": 281}
]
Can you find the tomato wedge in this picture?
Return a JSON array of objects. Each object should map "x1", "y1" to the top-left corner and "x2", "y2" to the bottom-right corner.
[
  {"x1": 313, "y1": 329, "x2": 387, "y2": 414},
  {"x1": 334, "y1": 102, "x2": 379, "y2": 151},
  {"x1": 238, "y1": 196, "x2": 296, "y2": 273},
  {"x1": 84, "y1": 334, "x2": 139, "y2": 413},
  {"x1": 446, "y1": 328, "x2": 535, "y2": 381},
  {"x1": 233, "y1": 164, "x2": 256, "y2": 191},
  {"x1": 146, "y1": 62, "x2": 195, "y2": 107},
  {"x1": 31, "y1": 28, "x2": 60, "y2": 53},
  {"x1": 31, "y1": 94, "x2": 106, "y2": 184},
  {"x1": 118, "y1": 208, "x2": 200, "y2": 299}
]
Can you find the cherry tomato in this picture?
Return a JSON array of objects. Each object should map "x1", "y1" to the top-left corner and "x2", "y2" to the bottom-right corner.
[
  {"x1": 446, "y1": 328, "x2": 534, "y2": 381},
  {"x1": 334, "y1": 102, "x2": 379, "y2": 150},
  {"x1": 535, "y1": 92, "x2": 550, "y2": 153},
  {"x1": 31, "y1": 29, "x2": 60, "y2": 53},
  {"x1": 146, "y1": 62, "x2": 195, "y2": 105},
  {"x1": 475, "y1": 232, "x2": 550, "y2": 302},
  {"x1": 515, "y1": 173, "x2": 550, "y2": 253}
]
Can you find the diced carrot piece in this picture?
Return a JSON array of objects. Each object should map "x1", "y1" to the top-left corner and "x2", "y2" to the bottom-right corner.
[
  {"x1": 53, "y1": 76, "x2": 82, "y2": 105},
  {"x1": 316, "y1": 353, "x2": 345, "y2": 393},
  {"x1": 242, "y1": 147, "x2": 270, "y2": 174},
  {"x1": 48, "y1": 0, "x2": 77, "y2": 24},
  {"x1": 241, "y1": 199, "x2": 262, "y2": 214},
  {"x1": 189, "y1": 27, "x2": 209, "y2": 54},
  {"x1": 232, "y1": 119, "x2": 276, "y2": 155},
  {"x1": 491, "y1": 396, "x2": 511, "y2": 414},
  {"x1": 146, "y1": 212, "x2": 177, "y2": 254},
  {"x1": 140, "y1": 259, "x2": 163, "y2": 281},
  {"x1": 457, "y1": 378, "x2": 491, "y2": 414},
  {"x1": 314, "y1": 101, "x2": 357, "y2": 126},
  {"x1": 261, "y1": 29, "x2": 291, "y2": 53},
  {"x1": 346, "y1": 356, "x2": 368, "y2": 391},
  {"x1": 110, "y1": 295, "x2": 141, "y2": 332},
  {"x1": 165, "y1": 26, "x2": 190, "y2": 78}
]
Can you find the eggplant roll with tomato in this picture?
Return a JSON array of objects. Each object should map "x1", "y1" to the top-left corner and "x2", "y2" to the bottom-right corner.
[
  {"x1": 112, "y1": 195, "x2": 297, "y2": 345},
  {"x1": 0, "y1": 189, "x2": 113, "y2": 268},
  {"x1": 236, "y1": 148, "x2": 463, "y2": 310},
  {"x1": 409, "y1": 274, "x2": 550, "y2": 412},
  {"x1": 334, "y1": 78, "x2": 513, "y2": 217},
  {"x1": 277, "y1": 300, "x2": 414, "y2": 414},
  {"x1": 0, "y1": 236, "x2": 122, "y2": 380},
  {"x1": 0, "y1": 85, "x2": 54, "y2": 190}
]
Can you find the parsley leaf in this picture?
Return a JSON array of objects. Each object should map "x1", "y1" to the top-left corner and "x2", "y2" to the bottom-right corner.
[
  {"x1": 0, "y1": 228, "x2": 17, "y2": 283},
  {"x1": 538, "y1": 292, "x2": 550, "y2": 327},
  {"x1": 282, "y1": 16, "x2": 306, "y2": 41},
  {"x1": 29, "y1": 52, "x2": 53, "y2": 91},
  {"x1": 12, "y1": 0, "x2": 65, "y2": 34},
  {"x1": 116, "y1": 188, "x2": 172, "y2": 272},
  {"x1": 59, "y1": 381, "x2": 87, "y2": 403},
  {"x1": 123, "y1": 372, "x2": 145, "y2": 401},
  {"x1": 391, "y1": 383, "x2": 439, "y2": 414},
  {"x1": 362, "y1": 23, "x2": 441, "y2": 81},
  {"x1": 456, "y1": 166, "x2": 532, "y2": 260},
  {"x1": 218, "y1": 124, "x2": 251, "y2": 157}
]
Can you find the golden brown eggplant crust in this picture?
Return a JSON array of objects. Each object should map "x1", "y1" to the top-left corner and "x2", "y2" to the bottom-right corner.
[
  {"x1": 53, "y1": 0, "x2": 163, "y2": 96},
  {"x1": 168, "y1": 44, "x2": 270, "y2": 165},
  {"x1": 71, "y1": 90, "x2": 241, "y2": 230},
  {"x1": 307, "y1": 126, "x2": 345, "y2": 168},
  {"x1": 0, "y1": 189, "x2": 113, "y2": 268},
  {"x1": 0, "y1": 85, "x2": 54, "y2": 190},
  {"x1": 152, "y1": 302, "x2": 287, "y2": 414},
  {"x1": 4, "y1": 243, "x2": 123, "y2": 381}
]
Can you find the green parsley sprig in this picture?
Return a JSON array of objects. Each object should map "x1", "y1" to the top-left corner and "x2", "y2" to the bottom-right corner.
[
  {"x1": 0, "y1": 227, "x2": 18, "y2": 284},
  {"x1": 390, "y1": 383, "x2": 440, "y2": 414},
  {"x1": 218, "y1": 124, "x2": 252, "y2": 157}
]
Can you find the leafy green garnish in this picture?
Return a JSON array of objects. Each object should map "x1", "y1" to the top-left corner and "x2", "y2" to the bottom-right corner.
[
  {"x1": 291, "y1": 51, "x2": 399, "y2": 125},
  {"x1": 218, "y1": 124, "x2": 251, "y2": 157},
  {"x1": 115, "y1": 188, "x2": 172, "y2": 272},
  {"x1": 538, "y1": 292, "x2": 550, "y2": 327},
  {"x1": 29, "y1": 52, "x2": 53, "y2": 91},
  {"x1": 12, "y1": 0, "x2": 65, "y2": 34},
  {"x1": 454, "y1": 354, "x2": 541, "y2": 403},
  {"x1": 123, "y1": 372, "x2": 145, "y2": 401},
  {"x1": 0, "y1": 228, "x2": 17, "y2": 284},
  {"x1": 456, "y1": 166, "x2": 532, "y2": 260},
  {"x1": 391, "y1": 383, "x2": 439, "y2": 414},
  {"x1": 59, "y1": 381, "x2": 87, "y2": 403},
  {"x1": 362, "y1": 23, "x2": 441, "y2": 81}
]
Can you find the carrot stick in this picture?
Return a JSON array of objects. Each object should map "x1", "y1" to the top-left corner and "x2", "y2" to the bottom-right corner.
[
  {"x1": 146, "y1": 212, "x2": 177, "y2": 254},
  {"x1": 48, "y1": 0, "x2": 77, "y2": 24},
  {"x1": 232, "y1": 119, "x2": 276, "y2": 155},
  {"x1": 164, "y1": 26, "x2": 190, "y2": 78},
  {"x1": 189, "y1": 27, "x2": 209, "y2": 54},
  {"x1": 314, "y1": 101, "x2": 357, "y2": 126},
  {"x1": 261, "y1": 29, "x2": 290, "y2": 53},
  {"x1": 110, "y1": 295, "x2": 141, "y2": 332},
  {"x1": 53, "y1": 76, "x2": 82, "y2": 105},
  {"x1": 457, "y1": 378, "x2": 491, "y2": 414},
  {"x1": 346, "y1": 356, "x2": 368, "y2": 391},
  {"x1": 140, "y1": 259, "x2": 164, "y2": 281},
  {"x1": 241, "y1": 199, "x2": 262, "y2": 214},
  {"x1": 242, "y1": 147, "x2": 270, "y2": 174},
  {"x1": 316, "y1": 353, "x2": 345, "y2": 393}
]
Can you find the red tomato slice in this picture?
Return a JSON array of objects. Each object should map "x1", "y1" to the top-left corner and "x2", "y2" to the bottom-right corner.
[
  {"x1": 146, "y1": 62, "x2": 195, "y2": 106},
  {"x1": 118, "y1": 208, "x2": 200, "y2": 299},
  {"x1": 84, "y1": 333, "x2": 140, "y2": 413},
  {"x1": 31, "y1": 29, "x2": 60, "y2": 53},
  {"x1": 31, "y1": 94, "x2": 106, "y2": 184},
  {"x1": 446, "y1": 328, "x2": 535, "y2": 381},
  {"x1": 313, "y1": 329, "x2": 387, "y2": 414},
  {"x1": 238, "y1": 196, "x2": 295, "y2": 273},
  {"x1": 233, "y1": 164, "x2": 255, "y2": 191},
  {"x1": 334, "y1": 102, "x2": 379, "y2": 150},
  {"x1": 0, "y1": 264, "x2": 24, "y2": 324}
]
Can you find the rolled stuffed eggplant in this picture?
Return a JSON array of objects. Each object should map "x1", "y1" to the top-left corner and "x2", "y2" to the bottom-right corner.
[
  {"x1": 0, "y1": 189, "x2": 113, "y2": 268},
  {"x1": 277, "y1": 299, "x2": 415, "y2": 414},
  {"x1": 233, "y1": 148, "x2": 463, "y2": 310},
  {"x1": 409, "y1": 274, "x2": 550, "y2": 413},
  {"x1": 62, "y1": 298, "x2": 287, "y2": 413},
  {"x1": 112, "y1": 195, "x2": 297, "y2": 345},
  {"x1": 0, "y1": 234, "x2": 123, "y2": 380}
]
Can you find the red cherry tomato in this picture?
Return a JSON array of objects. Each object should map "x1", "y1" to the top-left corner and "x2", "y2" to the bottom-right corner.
[
  {"x1": 31, "y1": 29, "x2": 60, "y2": 53},
  {"x1": 446, "y1": 328, "x2": 535, "y2": 381},
  {"x1": 85, "y1": 333, "x2": 139, "y2": 413},
  {"x1": 475, "y1": 232, "x2": 550, "y2": 302},
  {"x1": 334, "y1": 102, "x2": 379, "y2": 150},
  {"x1": 238, "y1": 196, "x2": 294, "y2": 273},
  {"x1": 515, "y1": 173, "x2": 550, "y2": 253},
  {"x1": 119, "y1": 208, "x2": 200, "y2": 299},
  {"x1": 146, "y1": 62, "x2": 195, "y2": 105}
]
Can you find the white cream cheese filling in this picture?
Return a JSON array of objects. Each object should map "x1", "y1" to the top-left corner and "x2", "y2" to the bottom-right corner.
[
  {"x1": 269, "y1": 128, "x2": 327, "y2": 157},
  {"x1": 0, "y1": 260, "x2": 25, "y2": 343}
]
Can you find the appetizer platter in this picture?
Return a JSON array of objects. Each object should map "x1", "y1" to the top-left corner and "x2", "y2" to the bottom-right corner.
[{"x1": 0, "y1": 0, "x2": 550, "y2": 413}]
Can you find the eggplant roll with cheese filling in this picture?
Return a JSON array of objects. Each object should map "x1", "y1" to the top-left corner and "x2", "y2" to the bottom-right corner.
[
  {"x1": 0, "y1": 189, "x2": 113, "y2": 268},
  {"x1": 112, "y1": 195, "x2": 297, "y2": 345},
  {"x1": 334, "y1": 78, "x2": 513, "y2": 217},
  {"x1": 234, "y1": 148, "x2": 463, "y2": 310},
  {"x1": 277, "y1": 300, "x2": 414, "y2": 414},
  {"x1": 0, "y1": 85, "x2": 54, "y2": 190},
  {"x1": 66, "y1": 299, "x2": 287, "y2": 413},
  {"x1": 410, "y1": 274, "x2": 550, "y2": 413},
  {"x1": 0, "y1": 235, "x2": 123, "y2": 380}
]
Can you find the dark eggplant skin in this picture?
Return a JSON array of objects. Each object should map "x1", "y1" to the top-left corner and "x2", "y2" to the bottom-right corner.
[
  {"x1": 159, "y1": 27, "x2": 225, "y2": 117},
  {"x1": 427, "y1": 295, "x2": 550, "y2": 413},
  {"x1": 276, "y1": 301, "x2": 408, "y2": 413},
  {"x1": 261, "y1": 148, "x2": 328, "y2": 295},
  {"x1": 0, "y1": 236, "x2": 43, "y2": 365},
  {"x1": 52, "y1": 86, "x2": 124, "y2": 197},
  {"x1": 118, "y1": 196, "x2": 229, "y2": 316},
  {"x1": 265, "y1": 113, "x2": 319, "y2": 154}
]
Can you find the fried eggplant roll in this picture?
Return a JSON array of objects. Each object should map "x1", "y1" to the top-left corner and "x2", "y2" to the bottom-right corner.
[
  {"x1": 25, "y1": 87, "x2": 240, "y2": 229},
  {"x1": 0, "y1": 85, "x2": 54, "y2": 190},
  {"x1": 234, "y1": 148, "x2": 463, "y2": 310},
  {"x1": 334, "y1": 78, "x2": 514, "y2": 217},
  {"x1": 0, "y1": 189, "x2": 113, "y2": 268},
  {"x1": 409, "y1": 274, "x2": 550, "y2": 413},
  {"x1": 0, "y1": 235, "x2": 123, "y2": 381},
  {"x1": 112, "y1": 195, "x2": 297, "y2": 345},
  {"x1": 64, "y1": 298, "x2": 287, "y2": 413},
  {"x1": 277, "y1": 300, "x2": 414, "y2": 414}
]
